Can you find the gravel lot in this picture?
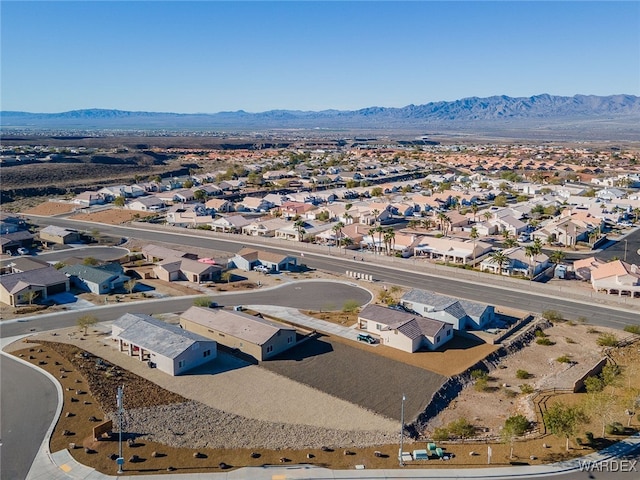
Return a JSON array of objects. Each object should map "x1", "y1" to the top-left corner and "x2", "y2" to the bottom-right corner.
[{"x1": 262, "y1": 335, "x2": 447, "y2": 422}]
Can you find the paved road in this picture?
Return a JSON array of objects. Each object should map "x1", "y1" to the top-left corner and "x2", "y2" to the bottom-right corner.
[
  {"x1": 0, "y1": 246, "x2": 129, "y2": 268},
  {"x1": 0, "y1": 353, "x2": 58, "y2": 480},
  {"x1": 27, "y1": 217, "x2": 640, "y2": 330},
  {"x1": 0, "y1": 281, "x2": 371, "y2": 337}
]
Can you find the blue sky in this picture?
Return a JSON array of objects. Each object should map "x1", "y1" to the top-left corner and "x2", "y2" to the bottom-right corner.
[{"x1": 1, "y1": 1, "x2": 638, "y2": 113}]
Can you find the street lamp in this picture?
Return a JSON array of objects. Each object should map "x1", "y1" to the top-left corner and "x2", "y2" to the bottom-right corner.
[
  {"x1": 399, "y1": 394, "x2": 406, "y2": 467},
  {"x1": 116, "y1": 385, "x2": 125, "y2": 474}
]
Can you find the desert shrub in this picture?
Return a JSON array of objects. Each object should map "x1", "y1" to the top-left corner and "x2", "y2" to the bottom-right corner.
[
  {"x1": 556, "y1": 355, "x2": 573, "y2": 364},
  {"x1": 596, "y1": 333, "x2": 618, "y2": 347},
  {"x1": 516, "y1": 369, "x2": 530, "y2": 379},
  {"x1": 474, "y1": 378, "x2": 489, "y2": 392},
  {"x1": 565, "y1": 337, "x2": 576, "y2": 344},
  {"x1": 543, "y1": 310, "x2": 564, "y2": 322},
  {"x1": 448, "y1": 418, "x2": 475, "y2": 441},
  {"x1": 601, "y1": 364, "x2": 621, "y2": 385},
  {"x1": 504, "y1": 414, "x2": 530, "y2": 436},
  {"x1": 520, "y1": 384, "x2": 534, "y2": 394},
  {"x1": 536, "y1": 337, "x2": 555, "y2": 346},
  {"x1": 605, "y1": 422, "x2": 624, "y2": 435},
  {"x1": 342, "y1": 299, "x2": 360, "y2": 313},
  {"x1": 623, "y1": 325, "x2": 640, "y2": 334},
  {"x1": 585, "y1": 431, "x2": 594, "y2": 443},
  {"x1": 503, "y1": 388, "x2": 518, "y2": 398},
  {"x1": 193, "y1": 297, "x2": 211, "y2": 307},
  {"x1": 535, "y1": 329, "x2": 547, "y2": 338},
  {"x1": 432, "y1": 427, "x2": 449, "y2": 442},
  {"x1": 584, "y1": 376, "x2": 604, "y2": 393},
  {"x1": 587, "y1": 327, "x2": 600, "y2": 334},
  {"x1": 471, "y1": 369, "x2": 488, "y2": 380}
]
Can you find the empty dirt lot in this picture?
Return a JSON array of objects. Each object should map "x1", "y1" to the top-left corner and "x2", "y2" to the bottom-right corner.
[{"x1": 262, "y1": 335, "x2": 446, "y2": 422}]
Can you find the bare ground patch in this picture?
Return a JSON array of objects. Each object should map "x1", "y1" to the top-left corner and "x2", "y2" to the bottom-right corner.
[{"x1": 261, "y1": 335, "x2": 446, "y2": 422}]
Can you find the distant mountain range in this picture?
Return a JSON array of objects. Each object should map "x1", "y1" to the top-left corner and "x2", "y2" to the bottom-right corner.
[{"x1": 2, "y1": 94, "x2": 639, "y2": 139}]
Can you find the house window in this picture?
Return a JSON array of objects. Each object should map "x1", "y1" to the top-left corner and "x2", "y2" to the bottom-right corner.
[
  {"x1": 447, "y1": 329, "x2": 452, "y2": 336},
  {"x1": 203, "y1": 350, "x2": 211, "y2": 358},
  {"x1": 376, "y1": 324, "x2": 382, "y2": 331},
  {"x1": 218, "y1": 333, "x2": 225, "y2": 337},
  {"x1": 287, "y1": 336, "x2": 293, "y2": 343},
  {"x1": 266, "y1": 345, "x2": 273, "y2": 353},
  {"x1": 436, "y1": 336, "x2": 440, "y2": 343},
  {"x1": 178, "y1": 360, "x2": 185, "y2": 368}
]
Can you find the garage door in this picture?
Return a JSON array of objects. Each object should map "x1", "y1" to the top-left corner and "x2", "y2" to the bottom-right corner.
[{"x1": 47, "y1": 282, "x2": 67, "y2": 295}]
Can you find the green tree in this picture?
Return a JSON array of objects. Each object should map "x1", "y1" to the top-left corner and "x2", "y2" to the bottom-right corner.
[
  {"x1": 220, "y1": 271, "x2": 232, "y2": 284},
  {"x1": 470, "y1": 227, "x2": 479, "y2": 264},
  {"x1": 293, "y1": 220, "x2": 306, "y2": 242},
  {"x1": 448, "y1": 418, "x2": 475, "y2": 443},
  {"x1": 370, "y1": 186, "x2": 383, "y2": 197},
  {"x1": 193, "y1": 189, "x2": 206, "y2": 202},
  {"x1": 23, "y1": 290, "x2": 39, "y2": 305},
  {"x1": 596, "y1": 333, "x2": 618, "y2": 347},
  {"x1": 549, "y1": 250, "x2": 566, "y2": 267},
  {"x1": 77, "y1": 314, "x2": 98, "y2": 335},
  {"x1": 502, "y1": 414, "x2": 530, "y2": 459},
  {"x1": 494, "y1": 195, "x2": 507, "y2": 207},
  {"x1": 489, "y1": 250, "x2": 509, "y2": 275},
  {"x1": 544, "y1": 403, "x2": 588, "y2": 451},
  {"x1": 113, "y1": 196, "x2": 126, "y2": 207}
]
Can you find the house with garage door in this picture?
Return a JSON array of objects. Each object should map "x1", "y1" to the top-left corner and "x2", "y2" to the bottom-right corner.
[
  {"x1": 111, "y1": 313, "x2": 217, "y2": 376},
  {"x1": 153, "y1": 257, "x2": 223, "y2": 283},
  {"x1": 60, "y1": 263, "x2": 131, "y2": 295},
  {"x1": 400, "y1": 289, "x2": 494, "y2": 330},
  {"x1": 229, "y1": 247, "x2": 297, "y2": 272},
  {"x1": 358, "y1": 304, "x2": 453, "y2": 353},
  {"x1": 39, "y1": 225, "x2": 82, "y2": 245},
  {"x1": 0, "y1": 265, "x2": 70, "y2": 306},
  {"x1": 180, "y1": 306, "x2": 297, "y2": 361}
]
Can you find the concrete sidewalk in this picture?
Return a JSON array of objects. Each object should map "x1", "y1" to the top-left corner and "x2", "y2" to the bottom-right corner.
[{"x1": 248, "y1": 304, "x2": 362, "y2": 341}]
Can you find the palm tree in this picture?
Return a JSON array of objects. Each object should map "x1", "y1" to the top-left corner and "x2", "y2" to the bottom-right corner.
[
  {"x1": 489, "y1": 250, "x2": 509, "y2": 275},
  {"x1": 470, "y1": 227, "x2": 479, "y2": 265},
  {"x1": 525, "y1": 245, "x2": 537, "y2": 280},
  {"x1": 483, "y1": 211, "x2": 493, "y2": 222},
  {"x1": 332, "y1": 222, "x2": 345, "y2": 248},
  {"x1": 471, "y1": 203, "x2": 479, "y2": 222},
  {"x1": 383, "y1": 228, "x2": 396, "y2": 255},
  {"x1": 437, "y1": 212, "x2": 448, "y2": 234},
  {"x1": 550, "y1": 250, "x2": 566, "y2": 268},
  {"x1": 293, "y1": 220, "x2": 306, "y2": 242}
]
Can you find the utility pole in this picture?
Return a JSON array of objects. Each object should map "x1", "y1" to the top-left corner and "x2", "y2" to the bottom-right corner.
[
  {"x1": 116, "y1": 385, "x2": 124, "y2": 474},
  {"x1": 399, "y1": 394, "x2": 406, "y2": 467}
]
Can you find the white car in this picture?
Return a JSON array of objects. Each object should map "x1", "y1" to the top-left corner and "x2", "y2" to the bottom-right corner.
[
  {"x1": 17, "y1": 247, "x2": 29, "y2": 255},
  {"x1": 253, "y1": 265, "x2": 270, "y2": 273}
]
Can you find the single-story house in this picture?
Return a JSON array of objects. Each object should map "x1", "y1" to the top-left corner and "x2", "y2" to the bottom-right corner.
[
  {"x1": 400, "y1": 289, "x2": 494, "y2": 330},
  {"x1": 358, "y1": 304, "x2": 453, "y2": 352},
  {"x1": 111, "y1": 313, "x2": 217, "y2": 376},
  {"x1": 127, "y1": 196, "x2": 167, "y2": 212},
  {"x1": 480, "y1": 247, "x2": 550, "y2": 278},
  {"x1": 590, "y1": 260, "x2": 640, "y2": 298},
  {"x1": 229, "y1": 248, "x2": 297, "y2": 272},
  {"x1": 180, "y1": 306, "x2": 297, "y2": 361},
  {"x1": 0, "y1": 266, "x2": 70, "y2": 306},
  {"x1": 39, "y1": 225, "x2": 81, "y2": 245},
  {"x1": 0, "y1": 230, "x2": 35, "y2": 254},
  {"x1": 61, "y1": 263, "x2": 131, "y2": 295},
  {"x1": 211, "y1": 215, "x2": 252, "y2": 233},
  {"x1": 241, "y1": 218, "x2": 290, "y2": 237},
  {"x1": 142, "y1": 244, "x2": 196, "y2": 262},
  {"x1": 154, "y1": 258, "x2": 223, "y2": 283}
]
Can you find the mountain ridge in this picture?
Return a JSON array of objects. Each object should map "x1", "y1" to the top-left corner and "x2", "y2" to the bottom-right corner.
[{"x1": 2, "y1": 94, "x2": 639, "y2": 139}]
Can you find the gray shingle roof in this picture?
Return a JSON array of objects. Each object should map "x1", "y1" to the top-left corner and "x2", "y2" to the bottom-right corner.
[
  {"x1": 402, "y1": 289, "x2": 489, "y2": 319},
  {"x1": 112, "y1": 313, "x2": 213, "y2": 360},
  {"x1": 0, "y1": 266, "x2": 69, "y2": 294},
  {"x1": 359, "y1": 304, "x2": 446, "y2": 340},
  {"x1": 61, "y1": 264, "x2": 127, "y2": 285}
]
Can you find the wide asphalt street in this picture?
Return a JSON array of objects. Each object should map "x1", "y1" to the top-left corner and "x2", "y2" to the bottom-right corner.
[
  {"x1": 27, "y1": 217, "x2": 640, "y2": 330},
  {"x1": 0, "y1": 352, "x2": 58, "y2": 480}
]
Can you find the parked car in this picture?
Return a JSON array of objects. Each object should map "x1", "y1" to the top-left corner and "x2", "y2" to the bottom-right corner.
[
  {"x1": 357, "y1": 333, "x2": 376, "y2": 344},
  {"x1": 17, "y1": 247, "x2": 29, "y2": 255},
  {"x1": 253, "y1": 265, "x2": 270, "y2": 273}
]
